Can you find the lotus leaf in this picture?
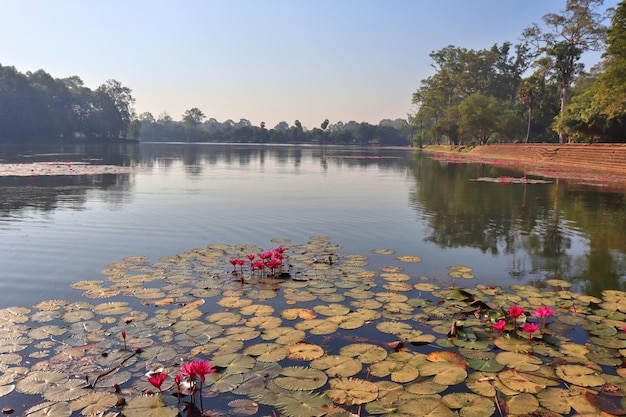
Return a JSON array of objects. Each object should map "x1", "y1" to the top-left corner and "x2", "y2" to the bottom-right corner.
[
  {"x1": 244, "y1": 343, "x2": 289, "y2": 362},
  {"x1": 372, "y1": 249, "x2": 395, "y2": 255},
  {"x1": 16, "y1": 371, "x2": 68, "y2": 394},
  {"x1": 274, "y1": 390, "x2": 332, "y2": 417},
  {"x1": 350, "y1": 299, "x2": 383, "y2": 309},
  {"x1": 28, "y1": 325, "x2": 67, "y2": 340},
  {"x1": 395, "y1": 255, "x2": 422, "y2": 263},
  {"x1": 211, "y1": 353, "x2": 256, "y2": 374},
  {"x1": 294, "y1": 319, "x2": 339, "y2": 335},
  {"x1": 275, "y1": 366, "x2": 328, "y2": 390},
  {"x1": 217, "y1": 296, "x2": 253, "y2": 308},
  {"x1": 419, "y1": 361, "x2": 468, "y2": 385},
  {"x1": 495, "y1": 351, "x2": 542, "y2": 371},
  {"x1": 554, "y1": 364, "x2": 606, "y2": 387},
  {"x1": 246, "y1": 315, "x2": 283, "y2": 329},
  {"x1": 281, "y1": 307, "x2": 315, "y2": 320},
  {"x1": 228, "y1": 398, "x2": 259, "y2": 416},
  {"x1": 206, "y1": 311, "x2": 244, "y2": 325},
  {"x1": 313, "y1": 303, "x2": 350, "y2": 316},
  {"x1": 325, "y1": 377, "x2": 378, "y2": 405},
  {"x1": 506, "y1": 392, "x2": 541, "y2": 414},
  {"x1": 207, "y1": 372, "x2": 245, "y2": 392},
  {"x1": 497, "y1": 369, "x2": 547, "y2": 393},
  {"x1": 376, "y1": 292, "x2": 409, "y2": 303},
  {"x1": 373, "y1": 380, "x2": 404, "y2": 406},
  {"x1": 310, "y1": 355, "x2": 362, "y2": 377},
  {"x1": 92, "y1": 301, "x2": 131, "y2": 315},
  {"x1": 396, "y1": 329, "x2": 437, "y2": 344},
  {"x1": 383, "y1": 283, "x2": 414, "y2": 292},
  {"x1": 328, "y1": 314, "x2": 365, "y2": 329},
  {"x1": 369, "y1": 360, "x2": 420, "y2": 383},
  {"x1": 339, "y1": 343, "x2": 387, "y2": 363},
  {"x1": 536, "y1": 387, "x2": 572, "y2": 414},
  {"x1": 122, "y1": 395, "x2": 179, "y2": 417},
  {"x1": 0, "y1": 384, "x2": 14, "y2": 397},
  {"x1": 377, "y1": 321, "x2": 412, "y2": 334},
  {"x1": 224, "y1": 326, "x2": 260, "y2": 341},
  {"x1": 69, "y1": 392, "x2": 119, "y2": 414},
  {"x1": 492, "y1": 335, "x2": 532, "y2": 353},
  {"x1": 288, "y1": 343, "x2": 325, "y2": 360},
  {"x1": 23, "y1": 401, "x2": 71, "y2": 417},
  {"x1": 262, "y1": 327, "x2": 306, "y2": 344},
  {"x1": 442, "y1": 392, "x2": 495, "y2": 417},
  {"x1": 380, "y1": 272, "x2": 411, "y2": 282}
]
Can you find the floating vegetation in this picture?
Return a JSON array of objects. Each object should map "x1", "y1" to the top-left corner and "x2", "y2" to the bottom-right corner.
[
  {"x1": 0, "y1": 161, "x2": 135, "y2": 176},
  {"x1": 471, "y1": 176, "x2": 553, "y2": 184},
  {"x1": 0, "y1": 237, "x2": 625, "y2": 416}
]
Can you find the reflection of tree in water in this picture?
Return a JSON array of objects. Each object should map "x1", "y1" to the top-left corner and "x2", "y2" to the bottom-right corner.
[
  {"x1": 408, "y1": 153, "x2": 626, "y2": 295},
  {"x1": 0, "y1": 174, "x2": 132, "y2": 213},
  {"x1": 0, "y1": 143, "x2": 137, "y2": 214}
]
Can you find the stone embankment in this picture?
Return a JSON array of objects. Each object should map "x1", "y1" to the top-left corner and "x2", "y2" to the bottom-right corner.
[{"x1": 469, "y1": 144, "x2": 626, "y2": 175}]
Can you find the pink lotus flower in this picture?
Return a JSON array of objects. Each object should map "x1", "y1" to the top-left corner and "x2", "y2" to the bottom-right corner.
[
  {"x1": 180, "y1": 360, "x2": 216, "y2": 383},
  {"x1": 147, "y1": 372, "x2": 167, "y2": 392},
  {"x1": 247, "y1": 254, "x2": 255, "y2": 261},
  {"x1": 229, "y1": 258, "x2": 238, "y2": 270},
  {"x1": 522, "y1": 322, "x2": 540, "y2": 343},
  {"x1": 493, "y1": 320, "x2": 507, "y2": 333},
  {"x1": 508, "y1": 306, "x2": 525, "y2": 319},
  {"x1": 508, "y1": 306, "x2": 525, "y2": 329},
  {"x1": 533, "y1": 305, "x2": 554, "y2": 328}
]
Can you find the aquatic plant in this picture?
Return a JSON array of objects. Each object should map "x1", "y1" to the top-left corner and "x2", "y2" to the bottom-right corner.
[{"x1": 0, "y1": 237, "x2": 625, "y2": 416}]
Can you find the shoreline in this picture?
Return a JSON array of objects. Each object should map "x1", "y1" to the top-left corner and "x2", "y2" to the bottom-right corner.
[{"x1": 421, "y1": 144, "x2": 626, "y2": 188}]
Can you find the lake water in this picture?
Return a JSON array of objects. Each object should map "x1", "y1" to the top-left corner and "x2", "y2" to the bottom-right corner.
[
  {"x1": 1, "y1": 142, "x2": 626, "y2": 415},
  {"x1": 1, "y1": 142, "x2": 624, "y2": 308}
]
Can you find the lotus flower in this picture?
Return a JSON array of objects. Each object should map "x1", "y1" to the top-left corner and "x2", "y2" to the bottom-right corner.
[
  {"x1": 522, "y1": 322, "x2": 539, "y2": 343},
  {"x1": 493, "y1": 319, "x2": 507, "y2": 334},
  {"x1": 147, "y1": 372, "x2": 167, "y2": 393},
  {"x1": 508, "y1": 306, "x2": 525, "y2": 329},
  {"x1": 532, "y1": 305, "x2": 554, "y2": 327}
]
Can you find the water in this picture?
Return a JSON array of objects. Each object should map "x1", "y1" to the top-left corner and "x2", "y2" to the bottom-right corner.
[
  {"x1": 0, "y1": 143, "x2": 624, "y2": 308},
  {"x1": 1, "y1": 142, "x2": 626, "y2": 414}
]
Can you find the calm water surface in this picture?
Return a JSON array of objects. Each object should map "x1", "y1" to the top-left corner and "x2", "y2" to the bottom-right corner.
[{"x1": 0, "y1": 143, "x2": 625, "y2": 309}]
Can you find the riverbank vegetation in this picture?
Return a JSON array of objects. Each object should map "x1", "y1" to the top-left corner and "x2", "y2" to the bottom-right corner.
[
  {"x1": 411, "y1": 0, "x2": 626, "y2": 146},
  {"x1": 1, "y1": 0, "x2": 624, "y2": 146}
]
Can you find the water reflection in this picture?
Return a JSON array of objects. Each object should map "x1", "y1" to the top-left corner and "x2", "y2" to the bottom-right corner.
[{"x1": 0, "y1": 143, "x2": 624, "y2": 298}]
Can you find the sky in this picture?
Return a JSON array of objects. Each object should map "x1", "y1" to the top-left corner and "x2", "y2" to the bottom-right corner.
[{"x1": 0, "y1": 0, "x2": 618, "y2": 129}]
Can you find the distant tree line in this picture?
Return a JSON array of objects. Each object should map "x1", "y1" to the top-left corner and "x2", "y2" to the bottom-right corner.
[
  {"x1": 411, "y1": 0, "x2": 626, "y2": 145},
  {"x1": 136, "y1": 110, "x2": 412, "y2": 146},
  {"x1": 0, "y1": 64, "x2": 135, "y2": 143}
]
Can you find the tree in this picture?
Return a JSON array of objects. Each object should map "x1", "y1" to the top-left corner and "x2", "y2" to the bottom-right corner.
[
  {"x1": 518, "y1": 73, "x2": 546, "y2": 143},
  {"x1": 596, "y1": 0, "x2": 626, "y2": 118},
  {"x1": 523, "y1": 0, "x2": 609, "y2": 143},
  {"x1": 97, "y1": 79, "x2": 135, "y2": 138},
  {"x1": 458, "y1": 93, "x2": 522, "y2": 145},
  {"x1": 182, "y1": 108, "x2": 205, "y2": 126}
]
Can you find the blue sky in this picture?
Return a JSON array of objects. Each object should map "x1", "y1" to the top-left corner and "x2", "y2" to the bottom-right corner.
[{"x1": 0, "y1": 1, "x2": 618, "y2": 128}]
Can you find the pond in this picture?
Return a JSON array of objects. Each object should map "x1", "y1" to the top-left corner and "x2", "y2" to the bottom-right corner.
[{"x1": 0, "y1": 142, "x2": 625, "y2": 416}]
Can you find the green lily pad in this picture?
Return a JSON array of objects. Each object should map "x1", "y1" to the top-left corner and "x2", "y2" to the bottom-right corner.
[
  {"x1": 325, "y1": 377, "x2": 378, "y2": 405},
  {"x1": 275, "y1": 366, "x2": 328, "y2": 391}
]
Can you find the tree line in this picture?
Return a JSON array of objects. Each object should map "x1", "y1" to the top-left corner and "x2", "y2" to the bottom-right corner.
[
  {"x1": 0, "y1": 65, "x2": 135, "y2": 143},
  {"x1": 410, "y1": 0, "x2": 626, "y2": 145},
  {"x1": 1, "y1": 0, "x2": 624, "y2": 146},
  {"x1": 136, "y1": 109, "x2": 411, "y2": 146}
]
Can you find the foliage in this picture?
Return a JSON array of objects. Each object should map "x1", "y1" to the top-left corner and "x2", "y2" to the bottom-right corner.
[
  {"x1": 0, "y1": 65, "x2": 135, "y2": 143},
  {"x1": 138, "y1": 116, "x2": 412, "y2": 145}
]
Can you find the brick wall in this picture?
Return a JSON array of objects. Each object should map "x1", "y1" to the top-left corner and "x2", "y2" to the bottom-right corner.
[{"x1": 469, "y1": 144, "x2": 626, "y2": 174}]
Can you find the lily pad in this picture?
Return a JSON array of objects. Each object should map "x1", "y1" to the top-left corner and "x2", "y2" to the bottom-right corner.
[
  {"x1": 275, "y1": 366, "x2": 328, "y2": 391},
  {"x1": 325, "y1": 377, "x2": 378, "y2": 405}
]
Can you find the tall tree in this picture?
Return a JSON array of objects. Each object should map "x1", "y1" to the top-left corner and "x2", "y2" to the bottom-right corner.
[
  {"x1": 596, "y1": 0, "x2": 626, "y2": 118},
  {"x1": 523, "y1": 0, "x2": 609, "y2": 143},
  {"x1": 518, "y1": 73, "x2": 546, "y2": 143}
]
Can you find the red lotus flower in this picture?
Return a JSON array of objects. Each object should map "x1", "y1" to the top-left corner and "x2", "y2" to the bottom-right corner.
[
  {"x1": 181, "y1": 360, "x2": 216, "y2": 383},
  {"x1": 191, "y1": 360, "x2": 216, "y2": 383},
  {"x1": 148, "y1": 372, "x2": 167, "y2": 392},
  {"x1": 522, "y1": 322, "x2": 540, "y2": 343},
  {"x1": 493, "y1": 320, "x2": 507, "y2": 333},
  {"x1": 247, "y1": 254, "x2": 255, "y2": 261},
  {"x1": 121, "y1": 330, "x2": 127, "y2": 349},
  {"x1": 533, "y1": 305, "x2": 555, "y2": 328},
  {"x1": 229, "y1": 258, "x2": 238, "y2": 270},
  {"x1": 508, "y1": 306, "x2": 524, "y2": 319}
]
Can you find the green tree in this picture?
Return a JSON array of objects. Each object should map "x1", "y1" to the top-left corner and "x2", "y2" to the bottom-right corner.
[
  {"x1": 596, "y1": 0, "x2": 626, "y2": 118},
  {"x1": 518, "y1": 73, "x2": 546, "y2": 143},
  {"x1": 523, "y1": 0, "x2": 609, "y2": 143},
  {"x1": 458, "y1": 93, "x2": 522, "y2": 145}
]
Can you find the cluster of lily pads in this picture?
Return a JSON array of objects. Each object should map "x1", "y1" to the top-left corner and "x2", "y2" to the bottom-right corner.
[{"x1": 0, "y1": 236, "x2": 625, "y2": 416}]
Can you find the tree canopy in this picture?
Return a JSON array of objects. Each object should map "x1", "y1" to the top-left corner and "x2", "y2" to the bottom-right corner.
[
  {"x1": 0, "y1": 65, "x2": 135, "y2": 143},
  {"x1": 411, "y1": 0, "x2": 623, "y2": 146}
]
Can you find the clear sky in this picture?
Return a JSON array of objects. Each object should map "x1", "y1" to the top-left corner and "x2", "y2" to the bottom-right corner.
[{"x1": 0, "y1": 0, "x2": 618, "y2": 129}]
